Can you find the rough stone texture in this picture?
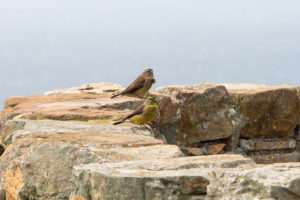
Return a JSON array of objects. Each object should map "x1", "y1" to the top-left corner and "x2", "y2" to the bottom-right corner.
[
  {"x1": 249, "y1": 152, "x2": 300, "y2": 164},
  {"x1": 183, "y1": 143, "x2": 225, "y2": 156},
  {"x1": 1, "y1": 82, "x2": 300, "y2": 199},
  {"x1": 0, "y1": 120, "x2": 182, "y2": 199},
  {"x1": 152, "y1": 93, "x2": 179, "y2": 127},
  {"x1": 239, "y1": 138, "x2": 299, "y2": 164},
  {"x1": 71, "y1": 154, "x2": 254, "y2": 200},
  {"x1": 240, "y1": 138, "x2": 296, "y2": 151},
  {"x1": 207, "y1": 143, "x2": 226, "y2": 155},
  {"x1": 224, "y1": 83, "x2": 300, "y2": 139},
  {"x1": 2, "y1": 94, "x2": 143, "y2": 123},
  {"x1": 1, "y1": 120, "x2": 163, "y2": 147},
  {"x1": 156, "y1": 83, "x2": 235, "y2": 145},
  {"x1": 208, "y1": 162, "x2": 300, "y2": 200}
]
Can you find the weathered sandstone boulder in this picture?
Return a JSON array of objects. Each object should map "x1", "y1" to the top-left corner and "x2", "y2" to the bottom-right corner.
[
  {"x1": 224, "y1": 83, "x2": 300, "y2": 139},
  {"x1": 155, "y1": 83, "x2": 235, "y2": 145}
]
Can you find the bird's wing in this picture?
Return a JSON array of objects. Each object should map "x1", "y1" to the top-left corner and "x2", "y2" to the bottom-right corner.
[
  {"x1": 122, "y1": 103, "x2": 144, "y2": 120},
  {"x1": 121, "y1": 75, "x2": 145, "y2": 95}
]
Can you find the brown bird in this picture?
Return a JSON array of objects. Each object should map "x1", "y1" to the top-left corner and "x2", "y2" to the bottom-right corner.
[{"x1": 111, "y1": 68, "x2": 156, "y2": 98}]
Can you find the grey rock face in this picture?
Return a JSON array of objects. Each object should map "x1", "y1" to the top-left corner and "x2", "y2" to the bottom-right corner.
[
  {"x1": 207, "y1": 163, "x2": 300, "y2": 200},
  {"x1": 0, "y1": 119, "x2": 182, "y2": 200},
  {"x1": 71, "y1": 155, "x2": 253, "y2": 200}
]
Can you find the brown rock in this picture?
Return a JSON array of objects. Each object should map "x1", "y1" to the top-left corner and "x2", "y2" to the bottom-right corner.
[
  {"x1": 71, "y1": 197, "x2": 85, "y2": 200},
  {"x1": 184, "y1": 148, "x2": 204, "y2": 156},
  {"x1": 184, "y1": 143, "x2": 226, "y2": 156},
  {"x1": 0, "y1": 93, "x2": 143, "y2": 133},
  {"x1": 181, "y1": 176, "x2": 209, "y2": 195},
  {"x1": 224, "y1": 84, "x2": 300, "y2": 138},
  {"x1": 207, "y1": 143, "x2": 226, "y2": 155},
  {"x1": 240, "y1": 138, "x2": 296, "y2": 151},
  {"x1": 152, "y1": 93, "x2": 179, "y2": 126},
  {"x1": 156, "y1": 84, "x2": 235, "y2": 145}
]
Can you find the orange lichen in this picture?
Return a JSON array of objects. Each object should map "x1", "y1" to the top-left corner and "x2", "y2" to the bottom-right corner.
[{"x1": 5, "y1": 167, "x2": 24, "y2": 200}]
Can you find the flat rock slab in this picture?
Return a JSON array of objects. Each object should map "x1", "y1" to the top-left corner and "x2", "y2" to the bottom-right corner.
[
  {"x1": 71, "y1": 154, "x2": 254, "y2": 200},
  {"x1": 45, "y1": 82, "x2": 124, "y2": 95},
  {"x1": 2, "y1": 94, "x2": 142, "y2": 123},
  {"x1": 0, "y1": 119, "x2": 183, "y2": 200},
  {"x1": 208, "y1": 162, "x2": 300, "y2": 200},
  {"x1": 2, "y1": 120, "x2": 161, "y2": 147},
  {"x1": 240, "y1": 138, "x2": 296, "y2": 151}
]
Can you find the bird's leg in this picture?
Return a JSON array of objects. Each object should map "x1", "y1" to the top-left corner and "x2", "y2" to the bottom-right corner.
[
  {"x1": 140, "y1": 125, "x2": 149, "y2": 130},
  {"x1": 131, "y1": 126, "x2": 151, "y2": 135},
  {"x1": 131, "y1": 127, "x2": 139, "y2": 134},
  {"x1": 142, "y1": 125, "x2": 154, "y2": 136},
  {"x1": 135, "y1": 125, "x2": 153, "y2": 136}
]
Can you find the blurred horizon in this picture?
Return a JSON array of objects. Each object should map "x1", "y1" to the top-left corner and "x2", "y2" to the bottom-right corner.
[{"x1": 1, "y1": 0, "x2": 300, "y2": 109}]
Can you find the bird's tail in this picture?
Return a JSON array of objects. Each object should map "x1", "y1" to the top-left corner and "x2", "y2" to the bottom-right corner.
[
  {"x1": 113, "y1": 120, "x2": 125, "y2": 125},
  {"x1": 111, "y1": 93, "x2": 121, "y2": 98}
]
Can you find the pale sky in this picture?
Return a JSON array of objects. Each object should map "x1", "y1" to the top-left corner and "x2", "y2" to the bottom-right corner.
[{"x1": 1, "y1": 0, "x2": 300, "y2": 108}]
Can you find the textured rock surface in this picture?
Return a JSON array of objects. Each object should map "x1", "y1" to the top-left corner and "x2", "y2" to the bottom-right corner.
[
  {"x1": 156, "y1": 83, "x2": 235, "y2": 145},
  {"x1": 2, "y1": 94, "x2": 143, "y2": 123},
  {"x1": 239, "y1": 138, "x2": 296, "y2": 151},
  {"x1": 71, "y1": 154, "x2": 254, "y2": 200},
  {"x1": 249, "y1": 152, "x2": 300, "y2": 164},
  {"x1": 183, "y1": 143, "x2": 225, "y2": 156},
  {"x1": 238, "y1": 138, "x2": 299, "y2": 163},
  {"x1": 208, "y1": 162, "x2": 300, "y2": 200},
  {"x1": 224, "y1": 83, "x2": 300, "y2": 139},
  {"x1": 45, "y1": 82, "x2": 124, "y2": 95},
  {"x1": 1, "y1": 82, "x2": 300, "y2": 199},
  {"x1": 0, "y1": 119, "x2": 182, "y2": 199}
]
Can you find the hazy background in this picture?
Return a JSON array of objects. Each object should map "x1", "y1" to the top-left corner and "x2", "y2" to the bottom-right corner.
[{"x1": 1, "y1": 0, "x2": 300, "y2": 109}]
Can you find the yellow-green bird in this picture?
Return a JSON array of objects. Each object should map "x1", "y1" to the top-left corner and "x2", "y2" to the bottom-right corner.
[
  {"x1": 113, "y1": 96, "x2": 158, "y2": 125},
  {"x1": 111, "y1": 68, "x2": 156, "y2": 98}
]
